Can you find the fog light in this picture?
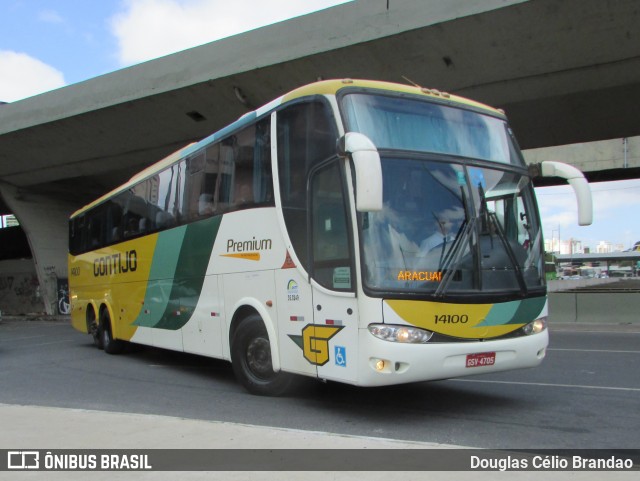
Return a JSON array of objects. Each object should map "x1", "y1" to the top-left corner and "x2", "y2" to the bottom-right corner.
[
  {"x1": 523, "y1": 317, "x2": 547, "y2": 336},
  {"x1": 374, "y1": 359, "x2": 386, "y2": 371}
]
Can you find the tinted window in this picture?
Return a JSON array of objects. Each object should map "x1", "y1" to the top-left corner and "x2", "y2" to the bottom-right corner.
[
  {"x1": 69, "y1": 117, "x2": 273, "y2": 254},
  {"x1": 277, "y1": 100, "x2": 337, "y2": 270},
  {"x1": 310, "y1": 160, "x2": 353, "y2": 291}
]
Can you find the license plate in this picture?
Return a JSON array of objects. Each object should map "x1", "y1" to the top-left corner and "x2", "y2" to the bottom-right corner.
[{"x1": 466, "y1": 352, "x2": 496, "y2": 368}]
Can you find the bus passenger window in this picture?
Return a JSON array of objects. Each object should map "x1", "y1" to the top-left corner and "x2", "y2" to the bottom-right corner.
[
  {"x1": 184, "y1": 149, "x2": 217, "y2": 220},
  {"x1": 88, "y1": 207, "x2": 106, "y2": 248},
  {"x1": 218, "y1": 139, "x2": 235, "y2": 209},
  {"x1": 232, "y1": 143, "x2": 253, "y2": 208},
  {"x1": 220, "y1": 118, "x2": 273, "y2": 212},
  {"x1": 144, "y1": 163, "x2": 180, "y2": 228}
]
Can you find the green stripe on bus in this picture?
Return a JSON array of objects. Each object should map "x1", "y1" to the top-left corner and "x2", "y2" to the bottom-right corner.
[
  {"x1": 133, "y1": 215, "x2": 222, "y2": 330},
  {"x1": 477, "y1": 301, "x2": 520, "y2": 327},
  {"x1": 477, "y1": 296, "x2": 546, "y2": 327},
  {"x1": 509, "y1": 296, "x2": 546, "y2": 325}
]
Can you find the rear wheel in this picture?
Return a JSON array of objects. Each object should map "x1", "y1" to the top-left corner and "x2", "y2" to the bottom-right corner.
[
  {"x1": 231, "y1": 314, "x2": 292, "y2": 396},
  {"x1": 99, "y1": 309, "x2": 125, "y2": 355},
  {"x1": 88, "y1": 311, "x2": 103, "y2": 349}
]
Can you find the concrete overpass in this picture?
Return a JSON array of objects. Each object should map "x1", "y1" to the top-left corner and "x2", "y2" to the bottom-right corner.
[
  {"x1": 524, "y1": 136, "x2": 640, "y2": 186},
  {"x1": 1, "y1": 0, "x2": 640, "y2": 314},
  {"x1": 554, "y1": 251, "x2": 640, "y2": 275}
]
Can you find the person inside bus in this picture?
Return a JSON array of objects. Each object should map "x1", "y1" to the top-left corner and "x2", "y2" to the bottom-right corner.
[
  {"x1": 419, "y1": 213, "x2": 456, "y2": 253},
  {"x1": 124, "y1": 217, "x2": 139, "y2": 238}
]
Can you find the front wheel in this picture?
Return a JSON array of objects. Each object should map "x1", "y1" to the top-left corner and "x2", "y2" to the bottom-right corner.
[{"x1": 231, "y1": 314, "x2": 292, "y2": 396}]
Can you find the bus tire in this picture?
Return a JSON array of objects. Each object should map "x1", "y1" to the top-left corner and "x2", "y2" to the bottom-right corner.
[
  {"x1": 100, "y1": 309, "x2": 125, "y2": 355},
  {"x1": 231, "y1": 314, "x2": 292, "y2": 396},
  {"x1": 92, "y1": 327, "x2": 103, "y2": 349},
  {"x1": 88, "y1": 310, "x2": 103, "y2": 349}
]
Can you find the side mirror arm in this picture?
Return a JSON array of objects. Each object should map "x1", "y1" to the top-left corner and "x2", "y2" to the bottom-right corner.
[
  {"x1": 338, "y1": 133, "x2": 383, "y2": 212},
  {"x1": 529, "y1": 161, "x2": 593, "y2": 226}
]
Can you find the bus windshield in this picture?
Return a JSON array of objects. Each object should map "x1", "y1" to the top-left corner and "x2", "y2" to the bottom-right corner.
[
  {"x1": 341, "y1": 92, "x2": 522, "y2": 165},
  {"x1": 343, "y1": 92, "x2": 545, "y2": 298},
  {"x1": 360, "y1": 157, "x2": 544, "y2": 296}
]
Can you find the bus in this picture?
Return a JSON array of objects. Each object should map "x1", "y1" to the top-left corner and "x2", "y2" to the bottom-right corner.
[{"x1": 69, "y1": 79, "x2": 592, "y2": 395}]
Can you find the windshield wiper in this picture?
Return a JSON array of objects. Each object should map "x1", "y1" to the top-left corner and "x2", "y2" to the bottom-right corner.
[
  {"x1": 435, "y1": 184, "x2": 530, "y2": 297},
  {"x1": 487, "y1": 211, "x2": 528, "y2": 294},
  {"x1": 434, "y1": 215, "x2": 475, "y2": 298}
]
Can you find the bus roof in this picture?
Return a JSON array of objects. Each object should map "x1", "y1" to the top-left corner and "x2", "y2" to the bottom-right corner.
[
  {"x1": 281, "y1": 78, "x2": 503, "y2": 116},
  {"x1": 70, "y1": 79, "x2": 505, "y2": 219}
]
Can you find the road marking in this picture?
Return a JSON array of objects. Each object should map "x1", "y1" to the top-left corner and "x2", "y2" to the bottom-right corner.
[
  {"x1": 450, "y1": 379, "x2": 640, "y2": 392},
  {"x1": 548, "y1": 348, "x2": 640, "y2": 354}
]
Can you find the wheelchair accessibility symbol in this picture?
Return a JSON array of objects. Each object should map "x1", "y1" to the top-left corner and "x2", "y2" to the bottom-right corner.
[{"x1": 335, "y1": 346, "x2": 347, "y2": 367}]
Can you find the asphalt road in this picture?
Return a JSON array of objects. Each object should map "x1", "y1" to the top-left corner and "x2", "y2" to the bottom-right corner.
[{"x1": 1, "y1": 318, "x2": 638, "y2": 450}]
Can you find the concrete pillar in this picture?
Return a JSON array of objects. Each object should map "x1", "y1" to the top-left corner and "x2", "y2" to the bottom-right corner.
[
  {"x1": 0, "y1": 259, "x2": 41, "y2": 315},
  {"x1": 0, "y1": 182, "x2": 75, "y2": 315}
]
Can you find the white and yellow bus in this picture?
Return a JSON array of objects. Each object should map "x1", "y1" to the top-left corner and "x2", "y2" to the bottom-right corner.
[{"x1": 69, "y1": 79, "x2": 592, "y2": 395}]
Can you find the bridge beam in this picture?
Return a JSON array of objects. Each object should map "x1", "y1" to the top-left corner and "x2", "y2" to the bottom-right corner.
[{"x1": 524, "y1": 136, "x2": 640, "y2": 185}]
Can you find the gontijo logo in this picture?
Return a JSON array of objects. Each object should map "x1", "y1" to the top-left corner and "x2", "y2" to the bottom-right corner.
[
  {"x1": 93, "y1": 250, "x2": 138, "y2": 277},
  {"x1": 288, "y1": 324, "x2": 343, "y2": 366}
]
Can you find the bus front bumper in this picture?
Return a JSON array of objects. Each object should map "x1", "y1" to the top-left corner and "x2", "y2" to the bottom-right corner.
[{"x1": 354, "y1": 327, "x2": 549, "y2": 387}]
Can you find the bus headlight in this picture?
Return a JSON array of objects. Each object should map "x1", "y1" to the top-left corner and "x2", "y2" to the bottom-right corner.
[
  {"x1": 522, "y1": 317, "x2": 547, "y2": 336},
  {"x1": 368, "y1": 324, "x2": 434, "y2": 343}
]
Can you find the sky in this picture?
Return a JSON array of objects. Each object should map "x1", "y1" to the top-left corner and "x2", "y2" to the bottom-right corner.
[
  {"x1": 536, "y1": 179, "x2": 640, "y2": 251},
  {"x1": 0, "y1": 0, "x2": 638, "y2": 250}
]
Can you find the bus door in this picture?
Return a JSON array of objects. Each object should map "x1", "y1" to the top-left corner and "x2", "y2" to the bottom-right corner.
[
  {"x1": 310, "y1": 283, "x2": 358, "y2": 383},
  {"x1": 309, "y1": 160, "x2": 358, "y2": 383}
]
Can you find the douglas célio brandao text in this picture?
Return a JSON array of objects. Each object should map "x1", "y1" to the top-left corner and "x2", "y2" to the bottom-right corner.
[{"x1": 470, "y1": 454, "x2": 635, "y2": 471}]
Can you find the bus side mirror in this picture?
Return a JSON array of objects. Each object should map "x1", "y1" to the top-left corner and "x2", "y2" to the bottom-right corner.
[
  {"x1": 338, "y1": 132, "x2": 383, "y2": 212},
  {"x1": 530, "y1": 161, "x2": 593, "y2": 226}
]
